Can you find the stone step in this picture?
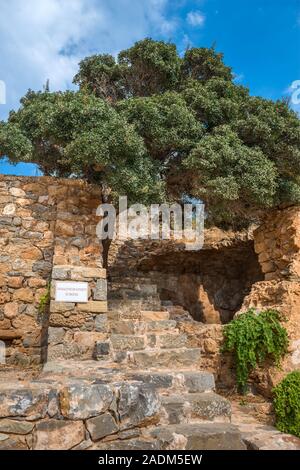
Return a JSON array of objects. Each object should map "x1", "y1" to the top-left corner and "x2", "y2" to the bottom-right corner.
[
  {"x1": 160, "y1": 392, "x2": 231, "y2": 425},
  {"x1": 108, "y1": 310, "x2": 169, "y2": 322},
  {"x1": 108, "y1": 282, "x2": 157, "y2": 295},
  {"x1": 126, "y1": 370, "x2": 215, "y2": 394},
  {"x1": 109, "y1": 319, "x2": 178, "y2": 335},
  {"x1": 110, "y1": 333, "x2": 187, "y2": 351},
  {"x1": 140, "y1": 311, "x2": 170, "y2": 321},
  {"x1": 108, "y1": 292, "x2": 160, "y2": 301},
  {"x1": 149, "y1": 423, "x2": 246, "y2": 450},
  {"x1": 108, "y1": 299, "x2": 162, "y2": 313},
  {"x1": 164, "y1": 305, "x2": 194, "y2": 321},
  {"x1": 115, "y1": 347, "x2": 201, "y2": 369}
]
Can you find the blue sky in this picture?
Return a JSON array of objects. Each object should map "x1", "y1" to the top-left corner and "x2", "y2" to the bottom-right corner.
[{"x1": 1, "y1": 0, "x2": 300, "y2": 176}]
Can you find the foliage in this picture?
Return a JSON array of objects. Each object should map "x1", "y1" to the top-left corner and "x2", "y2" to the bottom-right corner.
[
  {"x1": 273, "y1": 371, "x2": 300, "y2": 438},
  {"x1": 1, "y1": 90, "x2": 164, "y2": 204},
  {"x1": 222, "y1": 309, "x2": 288, "y2": 392},
  {"x1": 38, "y1": 283, "x2": 51, "y2": 316},
  {"x1": 1, "y1": 38, "x2": 300, "y2": 222},
  {"x1": 74, "y1": 38, "x2": 181, "y2": 100}
]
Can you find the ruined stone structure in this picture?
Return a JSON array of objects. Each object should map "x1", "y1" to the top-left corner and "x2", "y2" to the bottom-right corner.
[
  {"x1": 0, "y1": 175, "x2": 300, "y2": 450},
  {"x1": 108, "y1": 229, "x2": 263, "y2": 324},
  {"x1": 240, "y1": 208, "x2": 300, "y2": 395}
]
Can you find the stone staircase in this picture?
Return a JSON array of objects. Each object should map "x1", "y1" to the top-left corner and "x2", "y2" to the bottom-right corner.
[
  {"x1": 2, "y1": 271, "x2": 293, "y2": 449},
  {"x1": 100, "y1": 276, "x2": 202, "y2": 369}
]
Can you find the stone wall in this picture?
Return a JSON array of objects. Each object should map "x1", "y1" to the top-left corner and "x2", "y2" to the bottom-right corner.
[
  {"x1": 108, "y1": 208, "x2": 300, "y2": 396},
  {"x1": 237, "y1": 207, "x2": 300, "y2": 395},
  {"x1": 185, "y1": 207, "x2": 300, "y2": 396},
  {"x1": 254, "y1": 207, "x2": 300, "y2": 281},
  {"x1": 0, "y1": 175, "x2": 106, "y2": 366}
]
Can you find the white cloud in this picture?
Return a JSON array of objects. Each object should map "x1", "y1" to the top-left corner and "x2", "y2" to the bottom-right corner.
[
  {"x1": 186, "y1": 10, "x2": 205, "y2": 27},
  {"x1": 0, "y1": 0, "x2": 176, "y2": 119}
]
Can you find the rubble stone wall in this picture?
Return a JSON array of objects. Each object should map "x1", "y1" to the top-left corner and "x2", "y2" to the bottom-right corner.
[
  {"x1": 0, "y1": 377, "x2": 160, "y2": 450},
  {"x1": 0, "y1": 175, "x2": 106, "y2": 366},
  {"x1": 108, "y1": 236, "x2": 263, "y2": 323},
  {"x1": 238, "y1": 207, "x2": 300, "y2": 395},
  {"x1": 254, "y1": 207, "x2": 300, "y2": 281}
]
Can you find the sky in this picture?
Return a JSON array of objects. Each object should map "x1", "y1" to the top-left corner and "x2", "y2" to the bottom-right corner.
[{"x1": 0, "y1": 0, "x2": 300, "y2": 176}]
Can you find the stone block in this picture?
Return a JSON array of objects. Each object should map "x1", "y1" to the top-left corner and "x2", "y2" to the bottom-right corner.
[
  {"x1": 77, "y1": 301, "x2": 107, "y2": 313},
  {"x1": 52, "y1": 265, "x2": 71, "y2": 280},
  {"x1": 50, "y1": 301, "x2": 75, "y2": 313},
  {"x1": 111, "y1": 335, "x2": 145, "y2": 351},
  {"x1": 28, "y1": 278, "x2": 47, "y2": 288},
  {"x1": 7, "y1": 276, "x2": 23, "y2": 288},
  {"x1": 13, "y1": 288, "x2": 34, "y2": 303},
  {"x1": 49, "y1": 312, "x2": 90, "y2": 328},
  {"x1": 73, "y1": 331, "x2": 106, "y2": 350},
  {"x1": 0, "y1": 330, "x2": 22, "y2": 341},
  {"x1": 0, "y1": 419, "x2": 34, "y2": 435},
  {"x1": 21, "y1": 246, "x2": 43, "y2": 261},
  {"x1": 161, "y1": 392, "x2": 231, "y2": 424},
  {"x1": 0, "y1": 435, "x2": 28, "y2": 450},
  {"x1": 182, "y1": 371, "x2": 215, "y2": 393},
  {"x1": 129, "y1": 348, "x2": 201, "y2": 369},
  {"x1": 32, "y1": 260, "x2": 52, "y2": 276},
  {"x1": 3, "y1": 204, "x2": 16, "y2": 216},
  {"x1": 60, "y1": 383, "x2": 114, "y2": 419},
  {"x1": 93, "y1": 279, "x2": 107, "y2": 301},
  {"x1": 141, "y1": 311, "x2": 170, "y2": 321},
  {"x1": 94, "y1": 438, "x2": 160, "y2": 451},
  {"x1": 48, "y1": 327, "x2": 65, "y2": 345},
  {"x1": 9, "y1": 187, "x2": 26, "y2": 197},
  {"x1": 55, "y1": 220, "x2": 74, "y2": 237},
  {"x1": 4, "y1": 302, "x2": 19, "y2": 319},
  {"x1": 95, "y1": 314, "x2": 108, "y2": 332},
  {"x1": 94, "y1": 341, "x2": 110, "y2": 358},
  {"x1": 129, "y1": 373, "x2": 173, "y2": 391},
  {"x1": 156, "y1": 333, "x2": 187, "y2": 349},
  {"x1": 152, "y1": 423, "x2": 246, "y2": 450},
  {"x1": 0, "y1": 385, "x2": 58, "y2": 419},
  {"x1": 70, "y1": 266, "x2": 106, "y2": 280},
  {"x1": 118, "y1": 383, "x2": 160, "y2": 429}
]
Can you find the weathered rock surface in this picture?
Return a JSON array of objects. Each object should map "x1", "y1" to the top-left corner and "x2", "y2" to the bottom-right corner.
[
  {"x1": 151, "y1": 423, "x2": 246, "y2": 450},
  {"x1": 60, "y1": 383, "x2": 114, "y2": 419},
  {"x1": 33, "y1": 420, "x2": 85, "y2": 450},
  {"x1": 86, "y1": 412, "x2": 119, "y2": 440}
]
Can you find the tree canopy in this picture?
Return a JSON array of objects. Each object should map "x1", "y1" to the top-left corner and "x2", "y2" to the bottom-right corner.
[{"x1": 1, "y1": 38, "x2": 300, "y2": 226}]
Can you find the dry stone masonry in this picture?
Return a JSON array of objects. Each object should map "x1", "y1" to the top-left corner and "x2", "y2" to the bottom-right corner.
[{"x1": 0, "y1": 175, "x2": 106, "y2": 365}]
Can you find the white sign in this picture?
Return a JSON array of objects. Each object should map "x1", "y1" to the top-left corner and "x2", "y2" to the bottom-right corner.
[{"x1": 55, "y1": 281, "x2": 88, "y2": 303}]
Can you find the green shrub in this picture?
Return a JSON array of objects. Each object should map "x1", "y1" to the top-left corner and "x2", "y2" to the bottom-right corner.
[
  {"x1": 273, "y1": 371, "x2": 300, "y2": 437},
  {"x1": 38, "y1": 282, "x2": 50, "y2": 315},
  {"x1": 222, "y1": 308, "x2": 288, "y2": 392}
]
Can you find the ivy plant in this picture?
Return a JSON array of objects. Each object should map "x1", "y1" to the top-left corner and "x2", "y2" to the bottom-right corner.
[
  {"x1": 222, "y1": 308, "x2": 288, "y2": 392},
  {"x1": 273, "y1": 371, "x2": 300, "y2": 438}
]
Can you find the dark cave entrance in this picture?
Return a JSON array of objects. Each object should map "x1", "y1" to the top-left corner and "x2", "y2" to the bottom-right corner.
[{"x1": 138, "y1": 240, "x2": 264, "y2": 324}]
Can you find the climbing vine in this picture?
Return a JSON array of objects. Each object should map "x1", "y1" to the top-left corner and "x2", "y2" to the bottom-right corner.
[
  {"x1": 222, "y1": 308, "x2": 288, "y2": 392},
  {"x1": 273, "y1": 371, "x2": 300, "y2": 438}
]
